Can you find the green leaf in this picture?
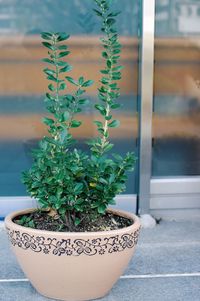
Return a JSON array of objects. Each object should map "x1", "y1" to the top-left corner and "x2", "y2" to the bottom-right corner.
[
  {"x1": 112, "y1": 153, "x2": 123, "y2": 161},
  {"x1": 75, "y1": 218, "x2": 81, "y2": 226},
  {"x1": 110, "y1": 28, "x2": 117, "y2": 34},
  {"x1": 74, "y1": 204, "x2": 84, "y2": 212},
  {"x1": 99, "y1": 178, "x2": 108, "y2": 185},
  {"x1": 110, "y1": 34, "x2": 118, "y2": 43},
  {"x1": 71, "y1": 120, "x2": 82, "y2": 128},
  {"x1": 59, "y1": 65, "x2": 72, "y2": 73},
  {"x1": 58, "y1": 207, "x2": 67, "y2": 215},
  {"x1": 94, "y1": 121, "x2": 103, "y2": 127},
  {"x1": 108, "y1": 199, "x2": 116, "y2": 205},
  {"x1": 101, "y1": 78, "x2": 109, "y2": 85},
  {"x1": 42, "y1": 42, "x2": 55, "y2": 50},
  {"x1": 109, "y1": 83, "x2": 117, "y2": 88},
  {"x1": 45, "y1": 92, "x2": 55, "y2": 101},
  {"x1": 43, "y1": 68, "x2": 55, "y2": 76},
  {"x1": 111, "y1": 103, "x2": 121, "y2": 109},
  {"x1": 58, "y1": 45, "x2": 68, "y2": 50},
  {"x1": 57, "y1": 61, "x2": 69, "y2": 67},
  {"x1": 44, "y1": 136, "x2": 60, "y2": 147},
  {"x1": 100, "y1": 69, "x2": 109, "y2": 74},
  {"x1": 41, "y1": 32, "x2": 52, "y2": 40},
  {"x1": 98, "y1": 93, "x2": 107, "y2": 101},
  {"x1": 58, "y1": 51, "x2": 70, "y2": 58},
  {"x1": 95, "y1": 104, "x2": 106, "y2": 116},
  {"x1": 113, "y1": 42, "x2": 121, "y2": 48},
  {"x1": 39, "y1": 140, "x2": 48, "y2": 150},
  {"x1": 76, "y1": 89, "x2": 86, "y2": 96},
  {"x1": 98, "y1": 128, "x2": 104, "y2": 135},
  {"x1": 103, "y1": 143, "x2": 114, "y2": 152},
  {"x1": 108, "y1": 11, "x2": 121, "y2": 17},
  {"x1": 109, "y1": 92, "x2": 120, "y2": 99},
  {"x1": 63, "y1": 111, "x2": 70, "y2": 121},
  {"x1": 65, "y1": 94, "x2": 75, "y2": 102},
  {"x1": 98, "y1": 86, "x2": 107, "y2": 93},
  {"x1": 78, "y1": 99, "x2": 89, "y2": 105},
  {"x1": 82, "y1": 80, "x2": 94, "y2": 87},
  {"x1": 74, "y1": 183, "x2": 84, "y2": 194},
  {"x1": 112, "y1": 72, "x2": 121, "y2": 80},
  {"x1": 59, "y1": 82, "x2": 66, "y2": 90},
  {"x1": 48, "y1": 84, "x2": 55, "y2": 91},
  {"x1": 104, "y1": 130, "x2": 109, "y2": 138},
  {"x1": 98, "y1": 204, "x2": 107, "y2": 214},
  {"x1": 57, "y1": 33, "x2": 70, "y2": 42},
  {"x1": 105, "y1": 115, "x2": 112, "y2": 121},
  {"x1": 108, "y1": 120, "x2": 120, "y2": 128},
  {"x1": 76, "y1": 105, "x2": 82, "y2": 112},
  {"x1": 113, "y1": 55, "x2": 120, "y2": 60},
  {"x1": 112, "y1": 48, "x2": 121, "y2": 55},
  {"x1": 93, "y1": 9, "x2": 103, "y2": 17},
  {"x1": 78, "y1": 76, "x2": 84, "y2": 85},
  {"x1": 47, "y1": 75, "x2": 57, "y2": 82},
  {"x1": 102, "y1": 51, "x2": 108, "y2": 59},
  {"x1": 42, "y1": 58, "x2": 54, "y2": 65},
  {"x1": 42, "y1": 117, "x2": 54, "y2": 126},
  {"x1": 107, "y1": 60, "x2": 112, "y2": 69},
  {"x1": 65, "y1": 76, "x2": 78, "y2": 86},
  {"x1": 60, "y1": 129, "x2": 68, "y2": 144},
  {"x1": 112, "y1": 66, "x2": 124, "y2": 71},
  {"x1": 106, "y1": 18, "x2": 116, "y2": 27}
]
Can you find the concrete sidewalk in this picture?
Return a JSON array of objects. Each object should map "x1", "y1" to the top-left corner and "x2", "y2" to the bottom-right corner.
[{"x1": 0, "y1": 220, "x2": 200, "y2": 301}]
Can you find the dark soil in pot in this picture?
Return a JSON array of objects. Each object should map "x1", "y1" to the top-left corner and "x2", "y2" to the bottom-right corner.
[{"x1": 13, "y1": 210, "x2": 133, "y2": 232}]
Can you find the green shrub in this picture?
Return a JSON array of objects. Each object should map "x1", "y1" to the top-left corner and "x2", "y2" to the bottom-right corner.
[{"x1": 22, "y1": 0, "x2": 136, "y2": 231}]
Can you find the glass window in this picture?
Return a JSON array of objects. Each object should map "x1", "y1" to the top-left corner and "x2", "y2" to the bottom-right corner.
[
  {"x1": 0, "y1": 0, "x2": 140, "y2": 195},
  {"x1": 153, "y1": 0, "x2": 200, "y2": 177}
]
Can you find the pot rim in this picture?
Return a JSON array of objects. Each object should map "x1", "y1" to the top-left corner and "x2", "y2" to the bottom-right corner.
[{"x1": 5, "y1": 208, "x2": 140, "y2": 237}]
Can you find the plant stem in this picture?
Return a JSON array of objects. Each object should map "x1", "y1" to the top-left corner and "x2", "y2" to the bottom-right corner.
[
  {"x1": 92, "y1": 1, "x2": 122, "y2": 156},
  {"x1": 100, "y1": 8, "x2": 114, "y2": 153},
  {"x1": 67, "y1": 90, "x2": 80, "y2": 129},
  {"x1": 52, "y1": 37, "x2": 60, "y2": 141}
]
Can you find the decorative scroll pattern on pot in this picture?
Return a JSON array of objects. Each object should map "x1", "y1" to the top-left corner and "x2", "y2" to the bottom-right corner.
[{"x1": 6, "y1": 227, "x2": 140, "y2": 256}]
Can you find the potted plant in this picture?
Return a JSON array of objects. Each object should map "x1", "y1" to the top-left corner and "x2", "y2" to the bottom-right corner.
[{"x1": 5, "y1": 1, "x2": 140, "y2": 300}]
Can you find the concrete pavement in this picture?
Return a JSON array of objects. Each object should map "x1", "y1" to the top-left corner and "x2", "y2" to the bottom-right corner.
[{"x1": 0, "y1": 220, "x2": 200, "y2": 300}]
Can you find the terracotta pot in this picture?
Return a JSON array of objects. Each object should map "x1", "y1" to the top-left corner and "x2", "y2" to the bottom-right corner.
[{"x1": 5, "y1": 208, "x2": 140, "y2": 301}]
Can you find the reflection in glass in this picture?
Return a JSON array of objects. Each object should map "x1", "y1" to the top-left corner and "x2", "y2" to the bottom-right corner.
[
  {"x1": 153, "y1": 0, "x2": 200, "y2": 176},
  {"x1": 0, "y1": 0, "x2": 139, "y2": 195}
]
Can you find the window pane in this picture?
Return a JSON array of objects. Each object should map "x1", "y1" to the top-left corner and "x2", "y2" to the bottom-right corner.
[
  {"x1": 0, "y1": 0, "x2": 140, "y2": 195},
  {"x1": 153, "y1": 0, "x2": 200, "y2": 177}
]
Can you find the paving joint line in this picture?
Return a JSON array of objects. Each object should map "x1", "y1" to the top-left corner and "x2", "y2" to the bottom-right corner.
[
  {"x1": 138, "y1": 241, "x2": 200, "y2": 247},
  {"x1": 121, "y1": 273, "x2": 200, "y2": 279},
  {"x1": 1, "y1": 273, "x2": 200, "y2": 283}
]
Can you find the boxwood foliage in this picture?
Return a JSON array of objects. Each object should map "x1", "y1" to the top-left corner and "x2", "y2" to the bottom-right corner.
[{"x1": 22, "y1": 0, "x2": 136, "y2": 231}]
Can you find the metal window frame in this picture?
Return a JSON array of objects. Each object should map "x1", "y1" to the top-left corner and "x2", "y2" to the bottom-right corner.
[
  {"x1": 151, "y1": 177, "x2": 200, "y2": 209},
  {"x1": 150, "y1": 177, "x2": 200, "y2": 220},
  {"x1": 138, "y1": 0, "x2": 155, "y2": 214}
]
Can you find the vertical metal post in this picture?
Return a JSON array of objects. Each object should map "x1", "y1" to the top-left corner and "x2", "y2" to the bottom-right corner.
[{"x1": 138, "y1": 0, "x2": 155, "y2": 214}]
